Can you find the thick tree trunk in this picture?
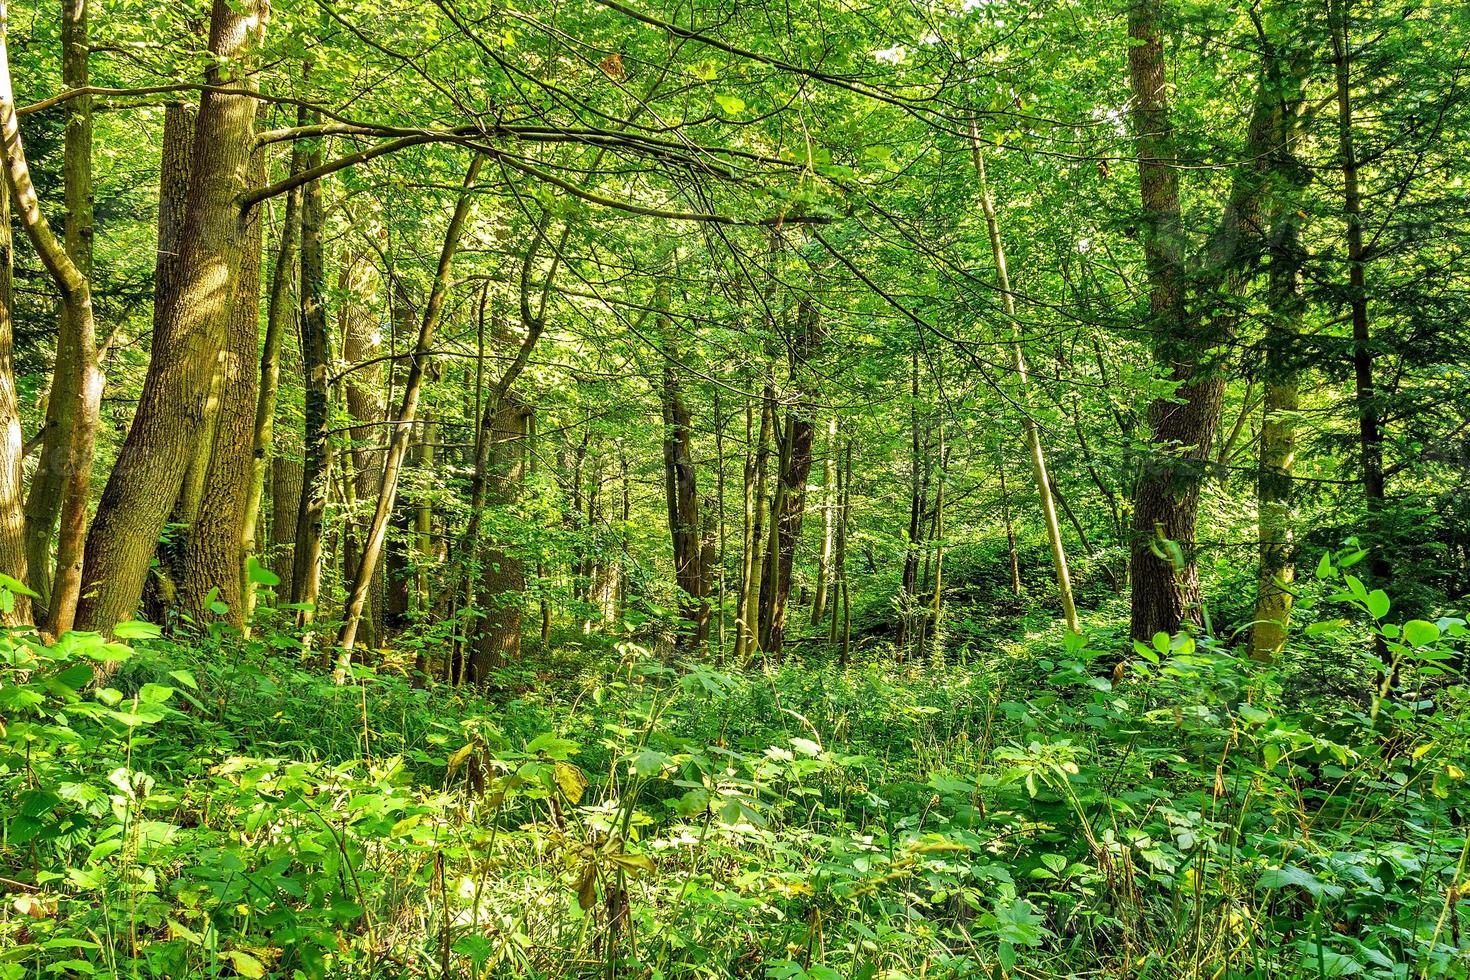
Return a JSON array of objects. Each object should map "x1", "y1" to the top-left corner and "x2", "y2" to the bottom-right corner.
[
  {"x1": 137, "y1": 104, "x2": 201, "y2": 623},
  {"x1": 1125, "y1": 0, "x2": 1199, "y2": 643},
  {"x1": 75, "y1": 0, "x2": 266, "y2": 634},
  {"x1": 1125, "y1": 0, "x2": 1293, "y2": 643},
  {"x1": 179, "y1": 146, "x2": 265, "y2": 627}
]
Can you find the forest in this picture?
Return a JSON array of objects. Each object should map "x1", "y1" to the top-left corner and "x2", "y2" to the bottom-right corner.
[{"x1": 0, "y1": 0, "x2": 1468, "y2": 976}]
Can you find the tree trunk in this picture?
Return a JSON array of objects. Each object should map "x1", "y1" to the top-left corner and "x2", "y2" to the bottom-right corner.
[
  {"x1": 1251, "y1": 226, "x2": 1301, "y2": 661},
  {"x1": 290, "y1": 146, "x2": 330, "y2": 624},
  {"x1": 75, "y1": 0, "x2": 266, "y2": 634},
  {"x1": 1330, "y1": 0, "x2": 1389, "y2": 591},
  {"x1": 970, "y1": 137, "x2": 1079, "y2": 632},
  {"x1": 736, "y1": 388, "x2": 772, "y2": 660},
  {"x1": 897, "y1": 347, "x2": 923, "y2": 652},
  {"x1": 1124, "y1": 0, "x2": 1294, "y2": 643},
  {"x1": 1249, "y1": 57, "x2": 1309, "y2": 663},
  {"x1": 242, "y1": 133, "x2": 304, "y2": 622},
  {"x1": 0, "y1": 160, "x2": 25, "y2": 622},
  {"x1": 178, "y1": 146, "x2": 265, "y2": 628},
  {"x1": 414, "y1": 422, "x2": 436, "y2": 617},
  {"x1": 811, "y1": 416, "x2": 837, "y2": 625},
  {"x1": 658, "y1": 282, "x2": 707, "y2": 650},
  {"x1": 270, "y1": 455, "x2": 303, "y2": 598},
  {"x1": 833, "y1": 438, "x2": 852, "y2": 663},
  {"x1": 921, "y1": 430, "x2": 948, "y2": 659},
  {"x1": 1125, "y1": 0, "x2": 1209, "y2": 643},
  {"x1": 20, "y1": 0, "x2": 96, "y2": 620},
  {"x1": 336, "y1": 253, "x2": 384, "y2": 651},
  {"x1": 469, "y1": 396, "x2": 530, "y2": 680},
  {"x1": 765, "y1": 409, "x2": 813, "y2": 659},
  {"x1": 999, "y1": 466, "x2": 1022, "y2": 597}
]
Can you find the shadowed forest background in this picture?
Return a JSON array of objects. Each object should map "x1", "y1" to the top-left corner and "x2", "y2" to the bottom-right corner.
[{"x1": 1, "y1": 0, "x2": 1469, "y2": 976}]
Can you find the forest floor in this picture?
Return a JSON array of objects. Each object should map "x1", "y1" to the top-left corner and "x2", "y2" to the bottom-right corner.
[{"x1": 1, "y1": 600, "x2": 1467, "y2": 979}]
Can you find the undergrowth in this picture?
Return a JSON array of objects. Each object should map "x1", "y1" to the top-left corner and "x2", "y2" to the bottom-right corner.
[{"x1": 2, "y1": 551, "x2": 1468, "y2": 979}]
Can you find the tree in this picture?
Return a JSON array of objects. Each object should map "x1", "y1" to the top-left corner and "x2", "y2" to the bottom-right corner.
[{"x1": 75, "y1": 0, "x2": 267, "y2": 634}]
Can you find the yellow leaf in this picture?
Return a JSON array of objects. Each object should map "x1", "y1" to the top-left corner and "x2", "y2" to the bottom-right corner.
[
  {"x1": 554, "y1": 761, "x2": 588, "y2": 803},
  {"x1": 575, "y1": 862, "x2": 598, "y2": 910},
  {"x1": 606, "y1": 852, "x2": 655, "y2": 877},
  {"x1": 224, "y1": 950, "x2": 266, "y2": 978},
  {"x1": 447, "y1": 744, "x2": 474, "y2": 775}
]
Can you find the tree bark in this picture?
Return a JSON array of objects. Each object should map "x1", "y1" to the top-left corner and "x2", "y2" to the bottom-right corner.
[
  {"x1": 1250, "y1": 51, "x2": 1309, "y2": 663},
  {"x1": 657, "y1": 281, "x2": 708, "y2": 650},
  {"x1": 1, "y1": 0, "x2": 102, "y2": 634},
  {"x1": 336, "y1": 253, "x2": 384, "y2": 650},
  {"x1": 179, "y1": 145, "x2": 265, "y2": 627},
  {"x1": 20, "y1": 0, "x2": 96, "y2": 619},
  {"x1": 1330, "y1": 0, "x2": 1389, "y2": 591},
  {"x1": 811, "y1": 416, "x2": 836, "y2": 625},
  {"x1": 0, "y1": 158, "x2": 25, "y2": 622},
  {"x1": 75, "y1": 0, "x2": 266, "y2": 634},
  {"x1": 999, "y1": 466, "x2": 1022, "y2": 597},
  {"x1": 1125, "y1": 0, "x2": 1199, "y2": 643},
  {"x1": 736, "y1": 387, "x2": 772, "y2": 660},
  {"x1": 468, "y1": 396, "x2": 530, "y2": 680},
  {"x1": 765, "y1": 407, "x2": 813, "y2": 658},
  {"x1": 290, "y1": 141, "x2": 330, "y2": 624},
  {"x1": 1251, "y1": 221, "x2": 1301, "y2": 661},
  {"x1": 897, "y1": 346, "x2": 923, "y2": 651}
]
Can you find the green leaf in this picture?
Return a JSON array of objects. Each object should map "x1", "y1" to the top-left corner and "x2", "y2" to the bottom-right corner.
[
  {"x1": 631, "y1": 748, "x2": 672, "y2": 777},
  {"x1": 1237, "y1": 703, "x2": 1271, "y2": 725},
  {"x1": 0, "y1": 572, "x2": 39, "y2": 599},
  {"x1": 168, "y1": 669, "x2": 199, "y2": 691},
  {"x1": 1402, "y1": 619, "x2": 1439, "y2": 646},
  {"x1": 713, "y1": 93, "x2": 745, "y2": 114},
  {"x1": 112, "y1": 620, "x2": 161, "y2": 640},
  {"x1": 138, "y1": 683, "x2": 175, "y2": 703},
  {"x1": 1365, "y1": 590, "x2": 1390, "y2": 620},
  {"x1": 246, "y1": 556, "x2": 281, "y2": 587},
  {"x1": 1257, "y1": 865, "x2": 1343, "y2": 900},
  {"x1": 525, "y1": 733, "x2": 579, "y2": 759}
]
